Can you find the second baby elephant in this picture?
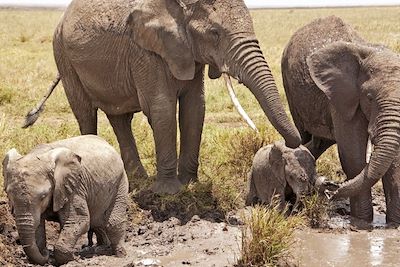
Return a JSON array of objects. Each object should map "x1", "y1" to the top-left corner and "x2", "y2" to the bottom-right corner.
[
  {"x1": 2, "y1": 135, "x2": 128, "y2": 265},
  {"x1": 246, "y1": 141, "x2": 317, "y2": 210}
]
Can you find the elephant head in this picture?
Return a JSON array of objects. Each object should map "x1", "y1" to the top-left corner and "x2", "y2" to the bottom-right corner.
[
  {"x1": 129, "y1": 0, "x2": 301, "y2": 148},
  {"x1": 2, "y1": 147, "x2": 82, "y2": 265},
  {"x1": 270, "y1": 142, "x2": 316, "y2": 204},
  {"x1": 307, "y1": 41, "x2": 400, "y2": 199}
]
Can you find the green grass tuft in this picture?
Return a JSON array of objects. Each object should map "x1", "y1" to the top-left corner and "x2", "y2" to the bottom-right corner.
[{"x1": 237, "y1": 204, "x2": 303, "y2": 267}]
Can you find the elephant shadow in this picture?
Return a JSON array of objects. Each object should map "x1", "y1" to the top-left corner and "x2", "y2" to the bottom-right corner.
[{"x1": 134, "y1": 180, "x2": 226, "y2": 224}]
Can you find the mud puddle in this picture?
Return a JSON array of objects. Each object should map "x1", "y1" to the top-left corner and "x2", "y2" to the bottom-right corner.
[
  {"x1": 294, "y1": 228, "x2": 400, "y2": 267},
  {"x1": 294, "y1": 207, "x2": 400, "y2": 267}
]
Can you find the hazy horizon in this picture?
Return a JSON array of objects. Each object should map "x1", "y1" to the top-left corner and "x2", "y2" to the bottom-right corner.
[{"x1": 0, "y1": 0, "x2": 399, "y2": 8}]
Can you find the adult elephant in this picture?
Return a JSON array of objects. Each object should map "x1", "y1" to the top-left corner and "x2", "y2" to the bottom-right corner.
[
  {"x1": 25, "y1": 0, "x2": 301, "y2": 194},
  {"x1": 282, "y1": 16, "x2": 400, "y2": 222}
]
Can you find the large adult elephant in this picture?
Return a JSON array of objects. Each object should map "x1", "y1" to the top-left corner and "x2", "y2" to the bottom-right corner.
[
  {"x1": 25, "y1": 0, "x2": 301, "y2": 194},
  {"x1": 282, "y1": 16, "x2": 400, "y2": 222}
]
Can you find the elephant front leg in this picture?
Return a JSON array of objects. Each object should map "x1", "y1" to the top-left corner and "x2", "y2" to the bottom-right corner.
[
  {"x1": 148, "y1": 98, "x2": 181, "y2": 194},
  {"x1": 178, "y1": 71, "x2": 205, "y2": 185},
  {"x1": 54, "y1": 198, "x2": 90, "y2": 265},
  {"x1": 382, "y1": 159, "x2": 400, "y2": 225},
  {"x1": 334, "y1": 112, "x2": 373, "y2": 222}
]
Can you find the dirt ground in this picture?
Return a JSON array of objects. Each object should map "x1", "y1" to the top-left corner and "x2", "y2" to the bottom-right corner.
[{"x1": 0, "y1": 186, "x2": 399, "y2": 267}]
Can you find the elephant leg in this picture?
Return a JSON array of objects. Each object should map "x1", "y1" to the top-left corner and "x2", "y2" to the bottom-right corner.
[
  {"x1": 148, "y1": 97, "x2": 181, "y2": 194},
  {"x1": 178, "y1": 71, "x2": 205, "y2": 185},
  {"x1": 61, "y1": 65, "x2": 98, "y2": 135},
  {"x1": 382, "y1": 159, "x2": 400, "y2": 225},
  {"x1": 55, "y1": 197, "x2": 90, "y2": 265},
  {"x1": 245, "y1": 171, "x2": 258, "y2": 205},
  {"x1": 334, "y1": 112, "x2": 372, "y2": 222},
  {"x1": 105, "y1": 178, "x2": 127, "y2": 257},
  {"x1": 94, "y1": 228, "x2": 110, "y2": 246},
  {"x1": 107, "y1": 113, "x2": 148, "y2": 189},
  {"x1": 305, "y1": 136, "x2": 335, "y2": 160}
]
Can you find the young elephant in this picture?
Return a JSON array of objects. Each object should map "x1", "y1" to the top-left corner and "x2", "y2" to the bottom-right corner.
[
  {"x1": 2, "y1": 135, "x2": 128, "y2": 265},
  {"x1": 246, "y1": 141, "x2": 316, "y2": 210}
]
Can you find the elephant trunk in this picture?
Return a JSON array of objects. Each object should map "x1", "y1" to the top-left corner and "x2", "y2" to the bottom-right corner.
[
  {"x1": 15, "y1": 213, "x2": 48, "y2": 265},
  {"x1": 333, "y1": 101, "x2": 400, "y2": 198},
  {"x1": 226, "y1": 37, "x2": 301, "y2": 148}
]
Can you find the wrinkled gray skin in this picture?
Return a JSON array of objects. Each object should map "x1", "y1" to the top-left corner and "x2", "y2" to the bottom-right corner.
[
  {"x1": 2, "y1": 135, "x2": 128, "y2": 265},
  {"x1": 282, "y1": 16, "x2": 400, "y2": 223},
  {"x1": 246, "y1": 141, "x2": 316, "y2": 210},
  {"x1": 50, "y1": 0, "x2": 301, "y2": 194}
]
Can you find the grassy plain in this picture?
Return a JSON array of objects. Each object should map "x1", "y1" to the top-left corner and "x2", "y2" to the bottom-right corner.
[{"x1": 0, "y1": 6, "x2": 399, "y2": 214}]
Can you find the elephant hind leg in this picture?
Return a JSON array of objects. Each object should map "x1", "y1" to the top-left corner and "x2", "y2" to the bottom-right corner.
[
  {"x1": 107, "y1": 113, "x2": 148, "y2": 190},
  {"x1": 59, "y1": 63, "x2": 98, "y2": 135}
]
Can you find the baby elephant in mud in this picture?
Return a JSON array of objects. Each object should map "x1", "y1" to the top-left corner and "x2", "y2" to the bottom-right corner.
[
  {"x1": 246, "y1": 141, "x2": 317, "y2": 210},
  {"x1": 2, "y1": 135, "x2": 128, "y2": 265}
]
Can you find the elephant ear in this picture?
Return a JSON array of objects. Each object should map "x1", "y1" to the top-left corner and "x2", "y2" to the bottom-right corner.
[
  {"x1": 269, "y1": 142, "x2": 286, "y2": 186},
  {"x1": 129, "y1": 0, "x2": 195, "y2": 80},
  {"x1": 50, "y1": 148, "x2": 81, "y2": 212},
  {"x1": 2, "y1": 148, "x2": 22, "y2": 191},
  {"x1": 307, "y1": 41, "x2": 373, "y2": 121}
]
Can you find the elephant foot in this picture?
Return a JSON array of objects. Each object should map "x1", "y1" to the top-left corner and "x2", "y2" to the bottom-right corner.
[
  {"x1": 178, "y1": 172, "x2": 198, "y2": 185},
  {"x1": 112, "y1": 245, "x2": 126, "y2": 257},
  {"x1": 151, "y1": 177, "x2": 182, "y2": 194},
  {"x1": 54, "y1": 246, "x2": 74, "y2": 266}
]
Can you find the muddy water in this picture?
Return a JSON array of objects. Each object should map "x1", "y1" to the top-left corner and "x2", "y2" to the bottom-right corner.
[{"x1": 294, "y1": 213, "x2": 400, "y2": 267}]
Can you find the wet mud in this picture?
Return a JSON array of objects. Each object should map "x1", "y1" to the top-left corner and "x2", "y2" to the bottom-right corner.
[{"x1": 0, "y1": 186, "x2": 399, "y2": 266}]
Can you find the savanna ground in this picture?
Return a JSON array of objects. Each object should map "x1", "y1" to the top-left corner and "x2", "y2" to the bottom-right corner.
[{"x1": 0, "y1": 6, "x2": 400, "y2": 267}]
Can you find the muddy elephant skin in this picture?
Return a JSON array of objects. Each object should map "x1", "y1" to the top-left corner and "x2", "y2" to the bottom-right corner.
[
  {"x1": 25, "y1": 0, "x2": 302, "y2": 195},
  {"x1": 282, "y1": 16, "x2": 400, "y2": 223},
  {"x1": 246, "y1": 141, "x2": 316, "y2": 210},
  {"x1": 2, "y1": 135, "x2": 128, "y2": 265}
]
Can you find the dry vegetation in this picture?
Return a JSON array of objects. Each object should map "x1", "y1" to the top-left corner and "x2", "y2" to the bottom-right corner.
[{"x1": 0, "y1": 6, "x2": 399, "y2": 266}]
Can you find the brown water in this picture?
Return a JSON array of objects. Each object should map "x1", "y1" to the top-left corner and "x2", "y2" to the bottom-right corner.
[
  {"x1": 294, "y1": 212, "x2": 400, "y2": 267},
  {"x1": 294, "y1": 230, "x2": 400, "y2": 267}
]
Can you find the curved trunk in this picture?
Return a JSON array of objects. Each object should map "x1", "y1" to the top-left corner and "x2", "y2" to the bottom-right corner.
[
  {"x1": 333, "y1": 102, "x2": 400, "y2": 198},
  {"x1": 226, "y1": 37, "x2": 301, "y2": 148},
  {"x1": 16, "y1": 213, "x2": 48, "y2": 265}
]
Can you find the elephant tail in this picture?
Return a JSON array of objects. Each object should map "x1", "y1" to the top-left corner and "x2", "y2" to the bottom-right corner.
[{"x1": 22, "y1": 73, "x2": 61, "y2": 128}]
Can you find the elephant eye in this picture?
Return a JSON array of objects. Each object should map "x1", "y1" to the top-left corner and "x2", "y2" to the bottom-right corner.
[
  {"x1": 367, "y1": 93, "x2": 373, "y2": 101},
  {"x1": 40, "y1": 193, "x2": 47, "y2": 200},
  {"x1": 210, "y1": 28, "x2": 220, "y2": 44}
]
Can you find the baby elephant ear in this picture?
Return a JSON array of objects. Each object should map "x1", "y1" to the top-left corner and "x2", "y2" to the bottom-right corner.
[
  {"x1": 49, "y1": 148, "x2": 81, "y2": 212},
  {"x1": 270, "y1": 142, "x2": 285, "y2": 183},
  {"x1": 2, "y1": 148, "x2": 22, "y2": 191},
  {"x1": 129, "y1": 0, "x2": 195, "y2": 80}
]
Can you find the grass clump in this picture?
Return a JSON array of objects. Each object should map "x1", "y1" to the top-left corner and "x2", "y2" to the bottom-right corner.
[
  {"x1": 0, "y1": 86, "x2": 13, "y2": 105},
  {"x1": 302, "y1": 192, "x2": 330, "y2": 228},
  {"x1": 237, "y1": 204, "x2": 303, "y2": 267}
]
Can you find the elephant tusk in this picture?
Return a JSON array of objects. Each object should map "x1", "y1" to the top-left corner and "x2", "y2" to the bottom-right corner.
[
  {"x1": 366, "y1": 138, "x2": 373, "y2": 163},
  {"x1": 222, "y1": 74, "x2": 259, "y2": 133}
]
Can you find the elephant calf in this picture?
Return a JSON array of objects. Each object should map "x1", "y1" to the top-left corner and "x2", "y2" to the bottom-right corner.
[
  {"x1": 246, "y1": 141, "x2": 317, "y2": 210},
  {"x1": 2, "y1": 135, "x2": 128, "y2": 265}
]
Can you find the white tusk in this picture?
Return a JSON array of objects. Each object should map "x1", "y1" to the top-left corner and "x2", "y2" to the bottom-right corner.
[
  {"x1": 366, "y1": 138, "x2": 373, "y2": 163},
  {"x1": 223, "y1": 74, "x2": 259, "y2": 133}
]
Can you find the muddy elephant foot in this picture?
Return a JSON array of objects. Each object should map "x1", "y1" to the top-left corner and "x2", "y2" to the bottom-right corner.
[
  {"x1": 54, "y1": 245, "x2": 74, "y2": 265},
  {"x1": 112, "y1": 245, "x2": 126, "y2": 257},
  {"x1": 151, "y1": 177, "x2": 182, "y2": 194},
  {"x1": 178, "y1": 173, "x2": 198, "y2": 185}
]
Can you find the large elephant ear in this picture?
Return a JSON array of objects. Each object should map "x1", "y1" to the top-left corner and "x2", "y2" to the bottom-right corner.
[
  {"x1": 307, "y1": 41, "x2": 373, "y2": 121},
  {"x1": 2, "y1": 148, "x2": 22, "y2": 191},
  {"x1": 50, "y1": 148, "x2": 81, "y2": 212},
  {"x1": 129, "y1": 0, "x2": 196, "y2": 80}
]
